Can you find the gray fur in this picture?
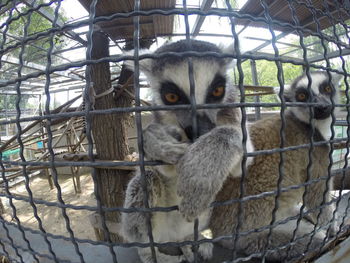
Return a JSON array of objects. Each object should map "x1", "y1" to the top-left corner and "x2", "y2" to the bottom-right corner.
[
  {"x1": 210, "y1": 71, "x2": 343, "y2": 262},
  {"x1": 122, "y1": 39, "x2": 248, "y2": 263},
  {"x1": 122, "y1": 169, "x2": 189, "y2": 263},
  {"x1": 143, "y1": 123, "x2": 188, "y2": 164},
  {"x1": 151, "y1": 39, "x2": 226, "y2": 72},
  {"x1": 177, "y1": 125, "x2": 245, "y2": 222}
]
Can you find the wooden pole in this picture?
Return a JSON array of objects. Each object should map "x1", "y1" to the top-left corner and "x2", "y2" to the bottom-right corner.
[
  {"x1": 89, "y1": 31, "x2": 129, "y2": 242},
  {"x1": 89, "y1": 32, "x2": 153, "y2": 242}
]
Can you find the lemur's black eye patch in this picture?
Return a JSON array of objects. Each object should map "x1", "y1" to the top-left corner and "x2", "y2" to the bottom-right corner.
[
  {"x1": 295, "y1": 87, "x2": 311, "y2": 102},
  {"x1": 206, "y1": 75, "x2": 226, "y2": 103},
  {"x1": 319, "y1": 80, "x2": 333, "y2": 94},
  {"x1": 160, "y1": 82, "x2": 190, "y2": 105}
]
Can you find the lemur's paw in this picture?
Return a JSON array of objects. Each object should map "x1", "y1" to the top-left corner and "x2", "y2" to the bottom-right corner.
[
  {"x1": 180, "y1": 242, "x2": 213, "y2": 262},
  {"x1": 198, "y1": 242, "x2": 214, "y2": 260},
  {"x1": 178, "y1": 193, "x2": 211, "y2": 222},
  {"x1": 163, "y1": 125, "x2": 185, "y2": 142},
  {"x1": 328, "y1": 221, "x2": 340, "y2": 237},
  {"x1": 181, "y1": 246, "x2": 194, "y2": 262},
  {"x1": 179, "y1": 198, "x2": 198, "y2": 222},
  {"x1": 161, "y1": 143, "x2": 188, "y2": 164}
]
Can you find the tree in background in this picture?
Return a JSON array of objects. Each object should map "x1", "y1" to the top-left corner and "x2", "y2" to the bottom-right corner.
[
  {"x1": 0, "y1": 94, "x2": 35, "y2": 110},
  {"x1": 242, "y1": 60, "x2": 302, "y2": 87},
  {"x1": 238, "y1": 60, "x2": 303, "y2": 111},
  {"x1": 0, "y1": 1, "x2": 68, "y2": 112},
  {"x1": 5, "y1": 0, "x2": 68, "y2": 65}
]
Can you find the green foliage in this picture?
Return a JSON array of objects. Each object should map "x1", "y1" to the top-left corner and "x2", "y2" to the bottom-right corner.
[
  {"x1": 0, "y1": 1, "x2": 68, "y2": 111},
  {"x1": 227, "y1": 0, "x2": 239, "y2": 8},
  {"x1": 6, "y1": 0, "x2": 68, "y2": 65},
  {"x1": 235, "y1": 60, "x2": 303, "y2": 110},
  {"x1": 0, "y1": 94, "x2": 35, "y2": 111},
  {"x1": 240, "y1": 60, "x2": 303, "y2": 86},
  {"x1": 212, "y1": 0, "x2": 239, "y2": 9}
]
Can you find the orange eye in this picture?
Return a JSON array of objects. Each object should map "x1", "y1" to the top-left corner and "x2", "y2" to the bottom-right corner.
[
  {"x1": 212, "y1": 86, "x2": 225, "y2": 97},
  {"x1": 297, "y1": 93, "x2": 307, "y2": 101},
  {"x1": 164, "y1": 93, "x2": 179, "y2": 103},
  {"x1": 324, "y1": 86, "x2": 332, "y2": 93}
]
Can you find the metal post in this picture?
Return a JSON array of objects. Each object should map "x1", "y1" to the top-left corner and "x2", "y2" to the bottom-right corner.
[
  {"x1": 39, "y1": 94, "x2": 54, "y2": 189},
  {"x1": 4, "y1": 94, "x2": 9, "y2": 136},
  {"x1": 250, "y1": 59, "x2": 261, "y2": 120}
]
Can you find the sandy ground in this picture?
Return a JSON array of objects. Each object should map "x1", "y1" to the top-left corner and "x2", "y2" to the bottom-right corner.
[{"x1": 0, "y1": 173, "x2": 97, "y2": 240}]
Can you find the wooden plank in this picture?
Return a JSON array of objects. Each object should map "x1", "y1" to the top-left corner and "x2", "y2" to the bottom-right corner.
[
  {"x1": 191, "y1": 0, "x2": 215, "y2": 36},
  {"x1": 0, "y1": 95, "x2": 81, "y2": 152}
]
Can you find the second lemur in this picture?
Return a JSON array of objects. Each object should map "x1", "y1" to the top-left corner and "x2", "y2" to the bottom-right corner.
[{"x1": 210, "y1": 71, "x2": 342, "y2": 262}]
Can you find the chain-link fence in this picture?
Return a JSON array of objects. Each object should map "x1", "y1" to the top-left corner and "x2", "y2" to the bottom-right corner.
[{"x1": 0, "y1": 0, "x2": 350, "y2": 262}]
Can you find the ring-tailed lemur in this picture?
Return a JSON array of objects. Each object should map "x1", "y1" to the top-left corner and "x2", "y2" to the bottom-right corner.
[
  {"x1": 209, "y1": 71, "x2": 343, "y2": 261},
  {"x1": 121, "y1": 39, "x2": 253, "y2": 263}
]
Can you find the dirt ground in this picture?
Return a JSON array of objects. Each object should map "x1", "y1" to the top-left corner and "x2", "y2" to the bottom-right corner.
[{"x1": 0, "y1": 173, "x2": 97, "y2": 240}]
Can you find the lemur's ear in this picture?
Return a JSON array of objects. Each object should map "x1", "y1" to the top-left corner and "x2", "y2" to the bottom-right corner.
[
  {"x1": 219, "y1": 42, "x2": 237, "y2": 67},
  {"x1": 221, "y1": 42, "x2": 234, "y2": 54},
  {"x1": 330, "y1": 72, "x2": 344, "y2": 87},
  {"x1": 274, "y1": 85, "x2": 293, "y2": 102},
  {"x1": 123, "y1": 49, "x2": 153, "y2": 75}
]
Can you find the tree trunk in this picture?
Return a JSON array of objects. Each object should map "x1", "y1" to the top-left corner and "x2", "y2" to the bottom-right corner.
[
  {"x1": 90, "y1": 31, "x2": 152, "y2": 242},
  {"x1": 90, "y1": 31, "x2": 131, "y2": 242}
]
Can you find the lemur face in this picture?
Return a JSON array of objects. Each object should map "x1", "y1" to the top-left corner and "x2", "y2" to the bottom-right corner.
[
  {"x1": 126, "y1": 39, "x2": 236, "y2": 141},
  {"x1": 284, "y1": 71, "x2": 342, "y2": 123},
  {"x1": 153, "y1": 58, "x2": 232, "y2": 141}
]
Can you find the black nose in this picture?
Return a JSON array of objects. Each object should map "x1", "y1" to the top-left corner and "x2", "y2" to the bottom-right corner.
[
  {"x1": 184, "y1": 126, "x2": 196, "y2": 142},
  {"x1": 184, "y1": 114, "x2": 216, "y2": 141},
  {"x1": 314, "y1": 105, "x2": 332, "y2": 120}
]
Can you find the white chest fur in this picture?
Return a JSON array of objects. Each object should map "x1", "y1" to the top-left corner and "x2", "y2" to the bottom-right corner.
[{"x1": 151, "y1": 165, "x2": 210, "y2": 242}]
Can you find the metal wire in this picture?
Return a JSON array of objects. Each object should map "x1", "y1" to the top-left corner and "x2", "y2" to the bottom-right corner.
[
  {"x1": 0, "y1": 1, "x2": 350, "y2": 263},
  {"x1": 14, "y1": 3, "x2": 57, "y2": 262},
  {"x1": 299, "y1": 0, "x2": 336, "y2": 257},
  {"x1": 1, "y1": 6, "x2": 349, "y2": 89},
  {"x1": 1, "y1": 7, "x2": 348, "y2": 56},
  {"x1": 259, "y1": 0, "x2": 287, "y2": 260},
  {"x1": 1, "y1": 101, "x2": 349, "y2": 127},
  {"x1": 315, "y1": 0, "x2": 348, "y2": 253},
  {"x1": 223, "y1": 1, "x2": 249, "y2": 261},
  {"x1": 42, "y1": 1, "x2": 85, "y2": 262},
  {"x1": 333, "y1": 0, "x2": 350, "y2": 240},
  {"x1": 83, "y1": 0, "x2": 118, "y2": 261},
  {"x1": 283, "y1": 1, "x2": 316, "y2": 259},
  {"x1": 132, "y1": 0, "x2": 157, "y2": 261},
  {"x1": 182, "y1": 0, "x2": 202, "y2": 261}
]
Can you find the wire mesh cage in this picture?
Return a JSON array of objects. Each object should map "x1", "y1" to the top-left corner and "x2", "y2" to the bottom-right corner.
[{"x1": 0, "y1": 0, "x2": 350, "y2": 263}]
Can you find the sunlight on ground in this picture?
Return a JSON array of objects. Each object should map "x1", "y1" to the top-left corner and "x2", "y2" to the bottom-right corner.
[{"x1": 1, "y1": 174, "x2": 97, "y2": 240}]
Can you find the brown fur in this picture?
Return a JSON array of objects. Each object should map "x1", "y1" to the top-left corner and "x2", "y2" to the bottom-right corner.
[{"x1": 210, "y1": 111, "x2": 332, "y2": 261}]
